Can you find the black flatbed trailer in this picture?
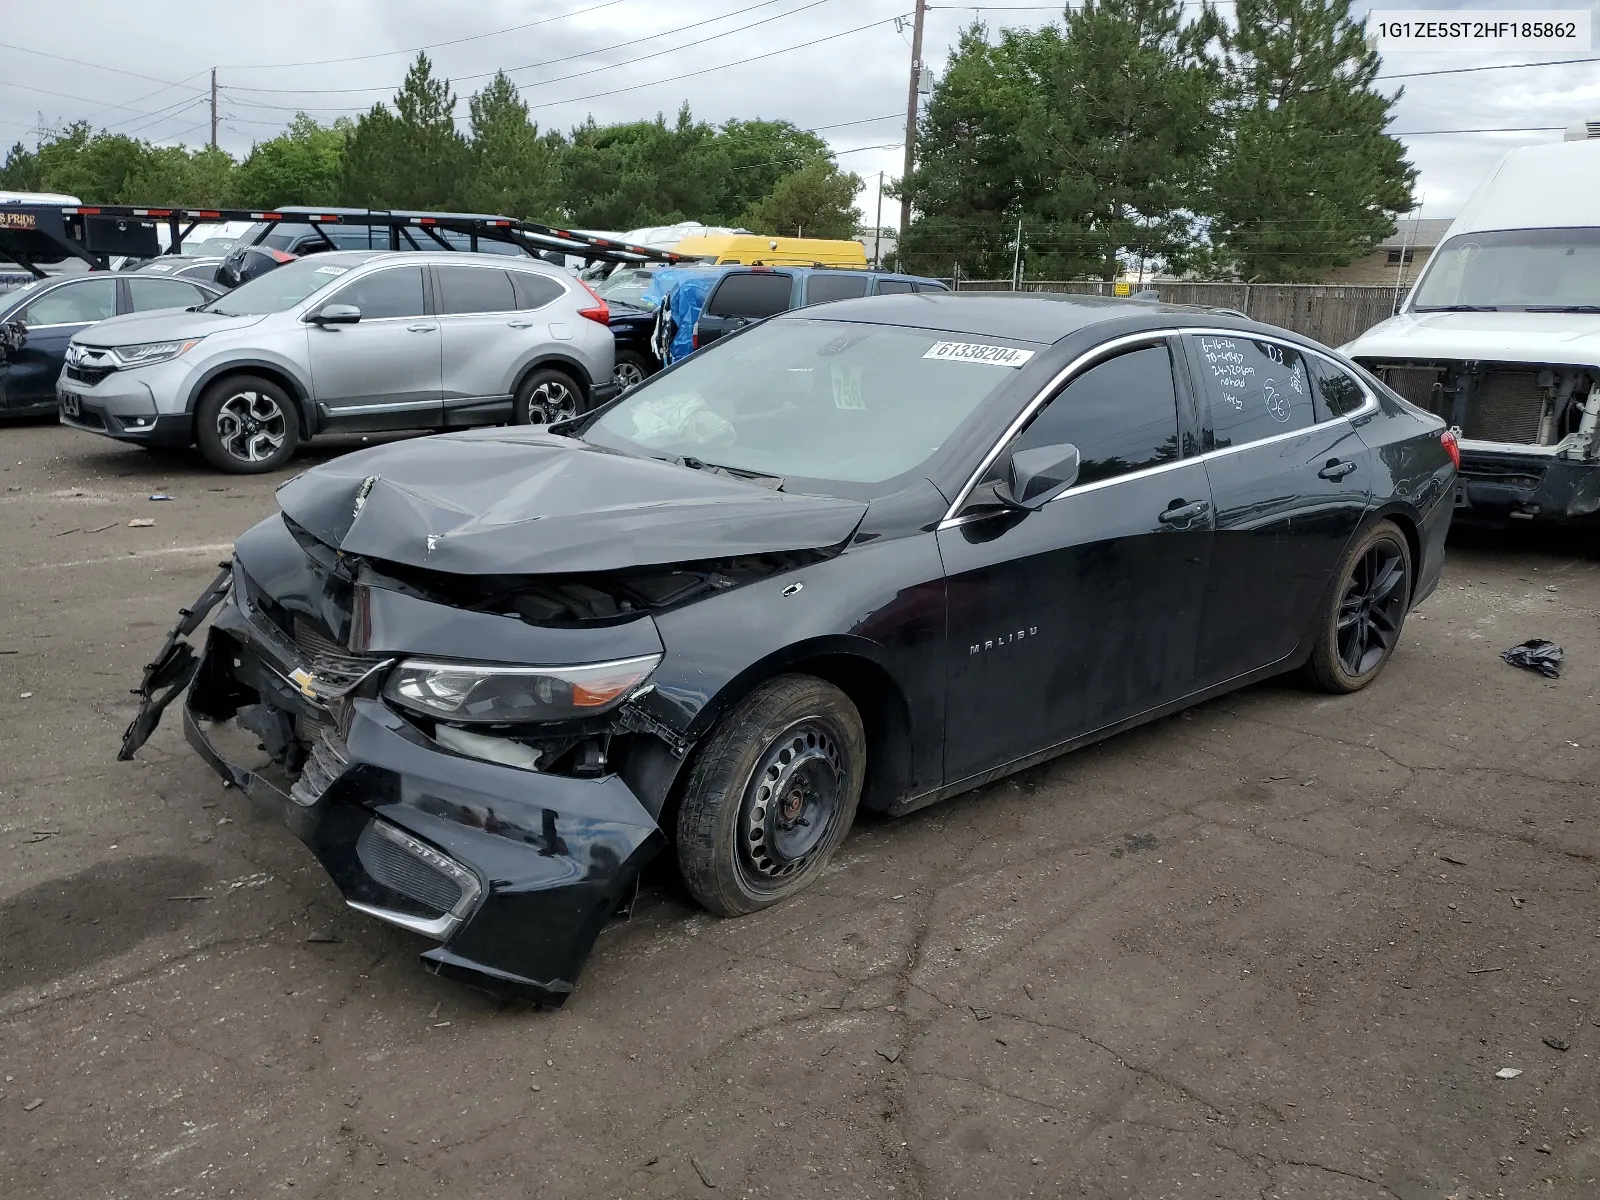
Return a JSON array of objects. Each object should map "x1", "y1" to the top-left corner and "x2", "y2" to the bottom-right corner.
[{"x1": 0, "y1": 203, "x2": 682, "y2": 278}]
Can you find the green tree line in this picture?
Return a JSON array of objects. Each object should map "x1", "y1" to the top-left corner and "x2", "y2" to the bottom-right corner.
[
  {"x1": 898, "y1": 0, "x2": 1416, "y2": 282},
  {"x1": 0, "y1": 53, "x2": 863, "y2": 238}
]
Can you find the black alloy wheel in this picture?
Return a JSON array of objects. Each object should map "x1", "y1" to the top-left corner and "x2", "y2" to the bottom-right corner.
[
  {"x1": 1306, "y1": 519, "x2": 1412, "y2": 693},
  {"x1": 676, "y1": 675, "x2": 866, "y2": 916}
]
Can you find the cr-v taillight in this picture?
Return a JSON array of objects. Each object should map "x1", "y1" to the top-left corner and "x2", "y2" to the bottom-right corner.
[
  {"x1": 575, "y1": 277, "x2": 610, "y2": 326},
  {"x1": 1441, "y1": 428, "x2": 1461, "y2": 469}
]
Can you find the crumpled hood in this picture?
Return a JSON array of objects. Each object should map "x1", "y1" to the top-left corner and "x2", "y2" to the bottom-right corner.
[
  {"x1": 275, "y1": 427, "x2": 868, "y2": 575},
  {"x1": 76, "y1": 307, "x2": 266, "y2": 347},
  {"x1": 1345, "y1": 310, "x2": 1600, "y2": 366}
]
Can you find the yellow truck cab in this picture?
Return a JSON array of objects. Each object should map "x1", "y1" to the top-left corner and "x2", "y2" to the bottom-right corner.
[{"x1": 673, "y1": 234, "x2": 868, "y2": 269}]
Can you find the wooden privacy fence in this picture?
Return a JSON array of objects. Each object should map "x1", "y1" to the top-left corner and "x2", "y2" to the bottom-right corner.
[{"x1": 948, "y1": 279, "x2": 1404, "y2": 349}]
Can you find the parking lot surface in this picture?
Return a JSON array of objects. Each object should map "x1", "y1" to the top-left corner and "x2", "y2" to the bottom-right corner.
[{"x1": 1, "y1": 419, "x2": 1597, "y2": 1199}]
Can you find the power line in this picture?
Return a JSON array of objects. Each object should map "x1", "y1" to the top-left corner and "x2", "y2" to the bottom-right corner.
[
  {"x1": 227, "y1": 0, "x2": 821, "y2": 96},
  {"x1": 524, "y1": 13, "x2": 904, "y2": 112},
  {"x1": 217, "y1": 0, "x2": 639, "y2": 71},
  {"x1": 1377, "y1": 55, "x2": 1600, "y2": 81}
]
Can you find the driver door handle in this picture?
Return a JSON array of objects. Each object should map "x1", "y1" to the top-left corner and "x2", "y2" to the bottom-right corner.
[
  {"x1": 406, "y1": 323, "x2": 436, "y2": 333},
  {"x1": 1318, "y1": 459, "x2": 1358, "y2": 480},
  {"x1": 1158, "y1": 500, "x2": 1209, "y2": 525}
]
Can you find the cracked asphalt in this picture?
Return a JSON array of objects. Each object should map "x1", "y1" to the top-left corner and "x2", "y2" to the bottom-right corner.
[{"x1": 2, "y1": 418, "x2": 1598, "y2": 1200}]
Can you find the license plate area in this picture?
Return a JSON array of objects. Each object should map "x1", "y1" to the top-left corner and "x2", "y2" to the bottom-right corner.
[{"x1": 58, "y1": 390, "x2": 80, "y2": 418}]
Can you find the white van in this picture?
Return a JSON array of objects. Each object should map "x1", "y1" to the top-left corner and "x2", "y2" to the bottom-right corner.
[{"x1": 1344, "y1": 135, "x2": 1600, "y2": 523}]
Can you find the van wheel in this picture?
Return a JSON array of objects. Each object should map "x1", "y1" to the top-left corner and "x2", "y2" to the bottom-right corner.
[
  {"x1": 512, "y1": 368, "x2": 582, "y2": 425},
  {"x1": 194, "y1": 375, "x2": 299, "y2": 473},
  {"x1": 1305, "y1": 520, "x2": 1412, "y2": 693},
  {"x1": 676, "y1": 675, "x2": 865, "y2": 917}
]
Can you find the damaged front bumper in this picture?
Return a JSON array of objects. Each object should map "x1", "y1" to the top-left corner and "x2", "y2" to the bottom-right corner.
[
  {"x1": 1454, "y1": 447, "x2": 1600, "y2": 523},
  {"x1": 129, "y1": 566, "x2": 667, "y2": 1005}
]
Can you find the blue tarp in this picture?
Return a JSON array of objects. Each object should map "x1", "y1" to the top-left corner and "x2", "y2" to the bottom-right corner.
[{"x1": 640, "y1": 266, "x2": 736, "y2": 365}]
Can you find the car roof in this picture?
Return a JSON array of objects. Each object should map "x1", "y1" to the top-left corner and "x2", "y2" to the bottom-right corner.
[
  {"x1": 315, "y1": 249, "x2": 562, "y2": 272},
  {"x1": 786, "y1": 291, "x2": 1232, "y2": 344}
]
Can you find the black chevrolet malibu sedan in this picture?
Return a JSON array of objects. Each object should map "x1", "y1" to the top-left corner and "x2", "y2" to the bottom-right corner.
[{"x1": 121, "y1": 294, "x2": 1457, "y2": 1004}]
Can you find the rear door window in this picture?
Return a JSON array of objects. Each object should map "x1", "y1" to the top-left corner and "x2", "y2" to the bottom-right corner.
[
  {"x1": 436, "y1": 265, "x2": 516, "y2": 314},
  {"x1": 328, "y1": 266, "x2": 426, "y2": 319},
  {"x1": 874, "y1": 279, "x2": 915, "y2": 295},
  {"x1": 19, "y1": 278, "x2": 116, "y2": 325},
  {"x1": 704, "y1": 272, "x2": 793, "y2": 319},
  {"x1": 126, "y1": 277, "x2": 209, "y2": 312},
  {"x1": 1186, "y1": 335, "x2": 1315, "y2": 448},
  {"x1": 804, "y1": 273, "x2": 868, "y2": 305}
]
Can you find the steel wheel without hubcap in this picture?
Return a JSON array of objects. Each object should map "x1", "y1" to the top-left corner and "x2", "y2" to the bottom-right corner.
[
  {"x1": 216, "y1": 390, "x2": 287, "y2": 464},
  {"x1": 739, "y1": 719, "x2": 846, "y2": 888}
]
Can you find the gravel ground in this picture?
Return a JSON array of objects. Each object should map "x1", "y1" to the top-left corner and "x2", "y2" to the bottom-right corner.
[{"x1": 1, "y1": 418, "x2": 1596, "y2": 1199}]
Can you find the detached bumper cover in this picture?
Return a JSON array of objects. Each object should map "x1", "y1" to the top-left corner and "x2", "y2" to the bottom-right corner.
[
  {"x1": 153, "y1": 579, "x2": 666, "y2": 1004},
  {"x1": 1455, "y1": 449, "x2": 1600, "y2": 521}
]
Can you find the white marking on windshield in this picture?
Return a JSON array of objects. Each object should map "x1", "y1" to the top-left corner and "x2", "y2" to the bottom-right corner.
[{"x1": 923, "y1": 341, "x2": 1035, "y2": 367}]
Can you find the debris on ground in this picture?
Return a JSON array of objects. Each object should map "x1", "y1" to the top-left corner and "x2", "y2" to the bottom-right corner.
[
  {"x1": 971, "y1": 1007, "x2": 993, "y2": 1020},
  {"x1": 1542, "y1": 1036, "x2": 1570, "y2": 1052},
  {"x1": 1440, "y1": 854, "x2": 1467, "y2": 866},
  {"x1": 22, "y1": 1098, "x2": 43, "y2": 1111},
  {"x1": 1500, "y1": 639, "x2": 1564, "y2": 679},
  {"x1": 690, "y1": 1155, "x2": 716, "y2": 1188},
  {"x1": 306, "y1": 932, "x2": 340, "y2": 944},
  {"x1": 148, "y1": 494, "x2": 173, "y2": 501},
  {"x1": 127, "y1": 518, "x2": 156, "y2": 529},
  {"x1": 876, "y1": 1046, "x2": 902, "y2": 1063},
  {"x1": 1495, "y1": 1067, "x2": 1523, "y2": 1079}
]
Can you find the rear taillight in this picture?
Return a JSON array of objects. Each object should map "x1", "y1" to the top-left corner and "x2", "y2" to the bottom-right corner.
[
  {"x1": 691, "y1": 328, "x2": 700, "y2": 350},
  {"x1": 1441, "y1": 429, "x2": 1461, "y2": 469},
  {"x1": 575, "y1": 277, "x2": 609, "y2": 326},
  {"x1": 268, "y1": 248, "x2": 295, "y2": 263}
]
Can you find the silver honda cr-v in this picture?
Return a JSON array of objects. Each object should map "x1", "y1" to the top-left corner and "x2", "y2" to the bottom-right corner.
[{"x1": 56, "y1": 250, "x2": 617, "y2": 473}]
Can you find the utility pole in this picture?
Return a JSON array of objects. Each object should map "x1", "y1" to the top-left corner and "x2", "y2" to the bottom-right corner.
[
  {"x1": 898, "y1": 0, "x2": 928, "y2": 236},
  {"x1": 210, "y1": 68, "x2": 218, "y2": 151},
  {"x1": 873, "y1": 171, "x2": 884, "y2": 269}
]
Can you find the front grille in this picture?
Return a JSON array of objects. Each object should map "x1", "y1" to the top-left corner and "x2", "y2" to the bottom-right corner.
[
  {"x1": 1466, "y1": 372, "x2": 1545, "y2": 444},
  {"x1": 289, "y1": 730, "x2": 349, "y2": 807},
  {"x1": 356, "y1": 821, "x2": 465, "y2": 917},
  {"x1": 63, "y1": 407, "x2": 106, "y2": 430},
  {"x1": 65, "y1": 364, "x2": 115, "y2": 386},
  {"x1": 291, "y1": 614, "x2": 379, "y2": 688}
]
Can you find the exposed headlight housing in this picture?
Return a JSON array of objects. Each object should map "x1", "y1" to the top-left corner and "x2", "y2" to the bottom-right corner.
[
  {"x1": 110, "y1": 337, "x2": 203, "y2": 367},
  {"x1": 383, "y1": 655, "x2": 661, "y2": 725}
]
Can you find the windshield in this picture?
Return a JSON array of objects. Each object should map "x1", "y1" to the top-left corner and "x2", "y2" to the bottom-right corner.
[
  {"x1": 595, "y1": 269, "x2": 656, "y2": 306},
  {"x1": 0, "y1": 278, "x2": 49, "y2": 314},
  {"x1": 585, "y1": 318, "x2": 1029, "y2": 486},
  {"x1": 205, "y1": 258, "x2": 350, "y2": 315},
  {"x1": 1411, "y1": 227, "x2": 1600, "y2": 311},
  {"x1": 185, "y1": 236, "x2": 239, "y2": 257}
]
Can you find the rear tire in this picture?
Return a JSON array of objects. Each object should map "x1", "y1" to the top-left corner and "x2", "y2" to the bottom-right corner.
[
  {"x1": 512, "y1": 368, "x2": 583, "y2": 425},
  {"x1": 613, "y1": 350, "x2": 653, "y2": 393},
  {"x1": 193, "y1": 375, "x2": 299, "y2": 474},
  {"x1": 1304, "y1": 519, "x2": 1412, "y2": 693},
  {"x1": 676, "y1": 675, "x2": 865, "y2": 917}
]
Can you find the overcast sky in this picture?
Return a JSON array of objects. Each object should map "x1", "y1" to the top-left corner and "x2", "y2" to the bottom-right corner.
[{"x1": 1, "y1": 0, "x2": 1596, "y2": 230}]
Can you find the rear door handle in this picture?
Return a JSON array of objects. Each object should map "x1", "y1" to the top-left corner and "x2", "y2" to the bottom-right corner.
[
  {"x1": 507, "y1": 320, "x2": 533, "y2": 329},
  {"x1": 406, "y1": 324, "x2": 436, "y2": 333},
  {"x1": 1318, "y1": 459, "x2": 1358, "y2": 480},
  {"x1": 1158, "y1": 500, "x2": 1210, "y2": 525}
]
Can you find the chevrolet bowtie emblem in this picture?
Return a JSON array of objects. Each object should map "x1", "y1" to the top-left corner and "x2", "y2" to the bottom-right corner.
[{"x1": 288, "y1": 667, "x2": 321, "y2": 700}]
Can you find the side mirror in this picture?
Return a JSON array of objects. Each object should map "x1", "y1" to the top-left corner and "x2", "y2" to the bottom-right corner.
[
  {"x1": 2, "y1": 320, "x2": 29, "y2": 351},
  {"x1": 310, "y1": 303, "x2": 361, "y2": 325},
  {"x1": 997, "y1": 443, "x2": 1080, "y2": 509}
]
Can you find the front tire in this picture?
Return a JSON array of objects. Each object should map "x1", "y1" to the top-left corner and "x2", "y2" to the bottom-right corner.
[
  {"x1": 512, "y1": 368, "x2": 582, "y2": 425},
  {"x1": 1305, "y1": 519, "x2": 1412, "y2": 693},
  {"x1": 676, "y1": 675, "x2": 865, "y2": 917},
  {"x1": 194, "y1": 375, "x2": 299, "y2": 473}
]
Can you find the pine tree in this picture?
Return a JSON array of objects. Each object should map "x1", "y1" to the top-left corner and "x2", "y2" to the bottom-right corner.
[
  {"x1": 341, "y1": 53, "x2": 465, "y2": 209},
  {"x1": 460, "y1": 72, "x2": 564, "y2": 221},
  {"x1": 740, "y1": 159, "x2": 862, "y2": 239},
  {"x1": 1207, "y1": 0, "x2": 1416, "y2": 281}
]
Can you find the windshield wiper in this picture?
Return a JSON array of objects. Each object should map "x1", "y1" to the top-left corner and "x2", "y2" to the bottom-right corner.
[
  {"x1": 1522, "y1": 305, "x2": 1600, "y2": 313},
  {"x1": 670, "y1": 454, "x2": 785, "y2": 490},
  {"x1": 1414, "y1": 304, "x2": 1499, "y2": 312}
]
